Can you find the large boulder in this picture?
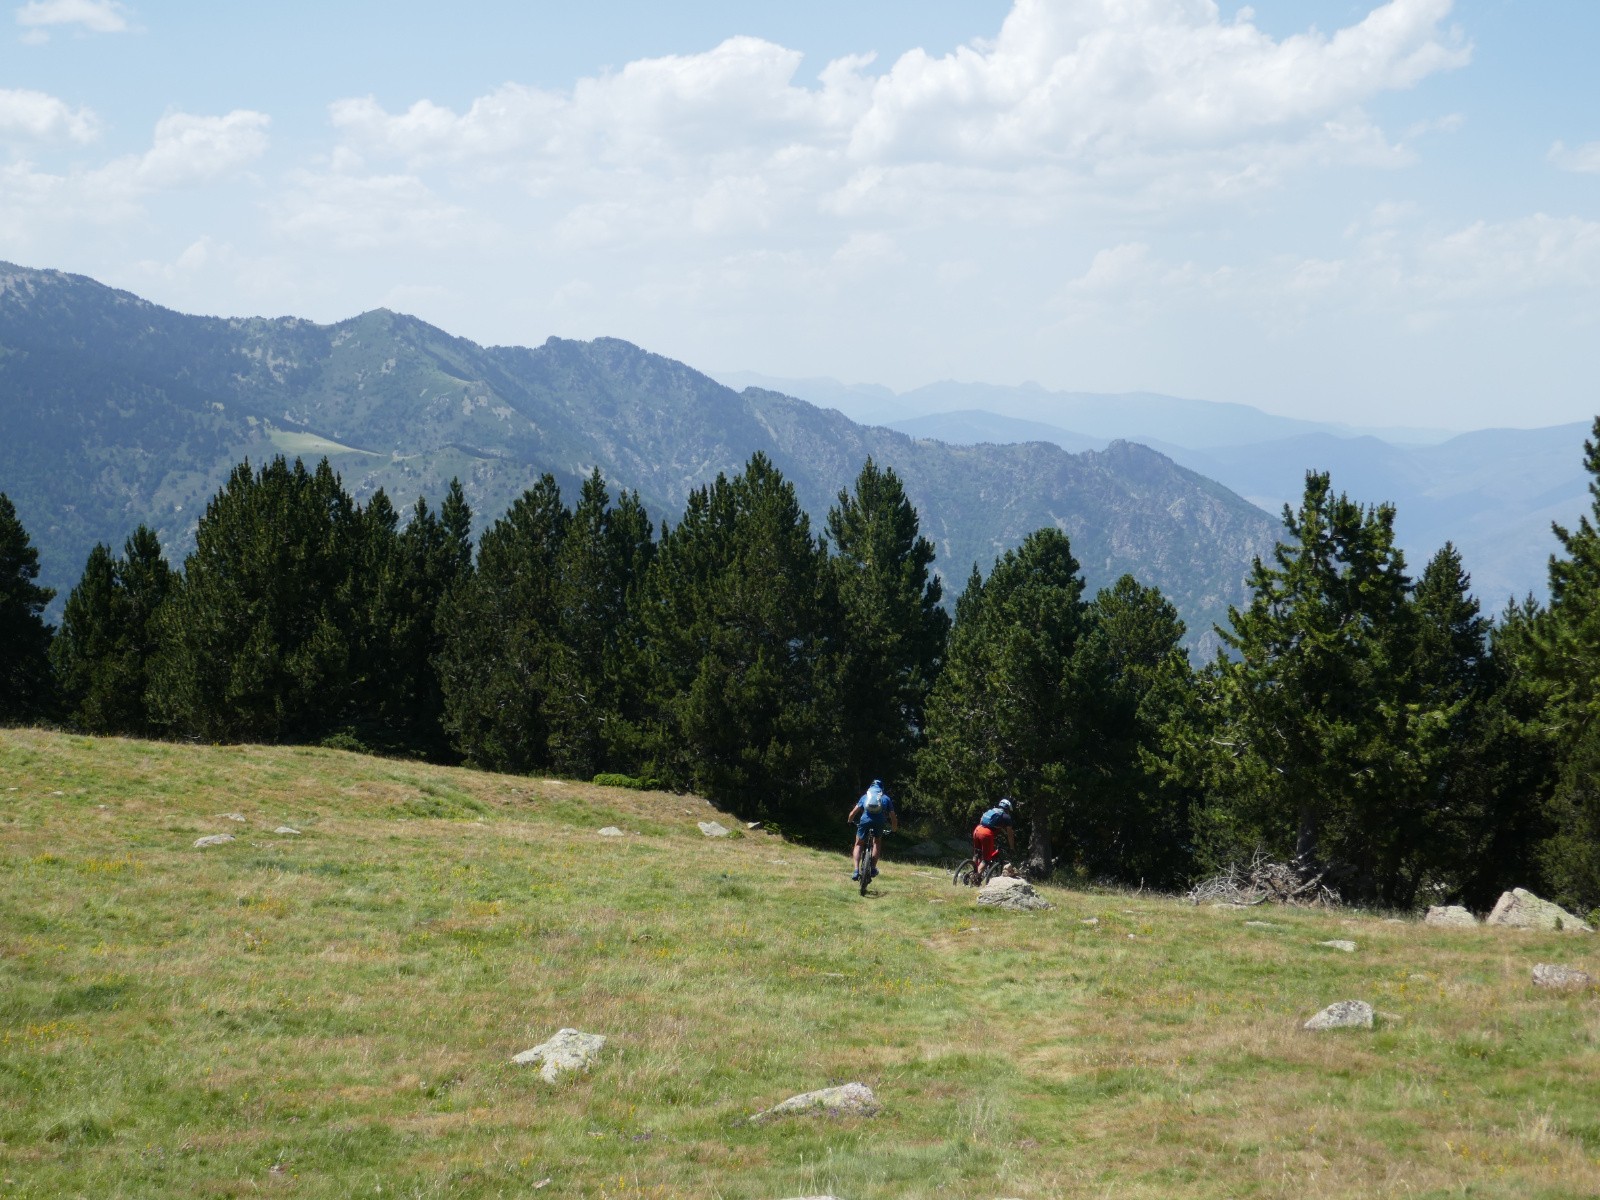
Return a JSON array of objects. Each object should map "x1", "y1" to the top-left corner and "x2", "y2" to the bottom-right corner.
[
  {"x1": 976, "y1": 876, "x2": 1054, "y2": 912},
  {"x1": 750, "y1": 1082, "x2": 879, "y2": 1124},
  {"x1": 1532, "y1": 963, "x2": 1594, "y2": 990},
  {"x1": 1304, "y1": 1000, "x2": 1374, "y2": 1031},
  {"x1": 511, "y1": 1028, "x2": 606, "y2": 1082},
  {"x1": 1485, "y1": 888, "x2": 1594, "y2": 933},
  {"x1": 1424, "y1": 905, "x2": 1478, "y2": 928},
  {"x1": 697, "y1": 821, "x2": 730, "y2": 838}
]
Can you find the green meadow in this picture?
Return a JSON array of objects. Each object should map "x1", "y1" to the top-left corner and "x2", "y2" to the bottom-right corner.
[{"x1": 2, "y1": 729, "x2": 1597, "y2": 1199}]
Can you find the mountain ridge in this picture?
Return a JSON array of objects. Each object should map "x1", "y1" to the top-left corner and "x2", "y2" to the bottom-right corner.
[{"x1": 0, "y1": 261, "x2": 1280, "y2": 653}]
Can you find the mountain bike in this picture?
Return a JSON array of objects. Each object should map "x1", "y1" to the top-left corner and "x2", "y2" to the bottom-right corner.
[
  {"x1": 858, "y1": 827, "x2": 890, "y2": 896},
  {"x1": 953, "y1": 848, "x2": 1013, "y2": 888}
]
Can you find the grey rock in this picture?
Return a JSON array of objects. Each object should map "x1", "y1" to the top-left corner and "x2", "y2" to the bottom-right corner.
[
  {"x1": 912, "y1": 840, "x2": 944, "y2": 859},
  {"x1": 597, "y1": 826, "x2": 624, "y2": 837},
  {"x1": 1244, "y1": 920, "x2": 1281, "y2": 929},
  {"x1": 1080, "y1": 917, "x2": 1100, "y2": 926},
  {"x1": 274, "y1": 826, "x2": 301, "y2": 836},
  {"x1": 1486, "y1": 888, "x2": 1595, "y2": 933},
  {"x1": 220, "y1": 813, "x2": 247, "y2": 823},
  {"x1": 746, "y1": 821, "x2": 763, "y2": 830},
  {"x1": 193, "y1": 834, "x2": 235, "y2": 848},
  {"x1": 512, "y1": 1028, "x2": 607, "y2": 1082},
  {"x1": 1424, "y1": 905, "x2": 1478, "y2": 928},
  {"x1": 945, "y1": 839, "x2": 971, "y2": 853},
  {"x1": 1304, "y1": 1000, "x2": 1374, "y2": 1030},
  {"x1": 975, "y1": 876, "x2": 1054, "y2": 912},
  {"x1": 697, "y1": 821, "x2": 730, "y2": 838},
  {"x1": 750, "y1": 1082, "x2": 879, "y2": 1124},
  {"x1": 1319, "y1": 939, "x2": 1357, "y2": 953},
  {"x1": 1532, "y1": 963, "x2": 1594, "y2": 989}
]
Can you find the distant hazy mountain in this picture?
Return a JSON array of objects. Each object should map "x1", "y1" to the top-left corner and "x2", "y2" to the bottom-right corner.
[
  {"x1": 715, "y1": 372, "x2": 1460, "y2": 448},
  {"x1": 0, "y1": 263, "x2": 1280, "y2": 653},
  {"x1": 867, "y1": 400, "x2": 1590, "y2": 607}
]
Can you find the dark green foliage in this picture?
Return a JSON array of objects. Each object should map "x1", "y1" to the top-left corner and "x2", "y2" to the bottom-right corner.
[
  {"x1": 592, "y1": 773, "x2": 662, "y2": 791},
  {"x1": 542, "y1": 474, "x2": 656, "y2": 777},
  {"x1": 827, "y1": 458, "x2": 949, "y2": 794},
  {"x1": 1526, "y1": 418, "x2": 1600, "y2": 910},
  {"x1": 1069, "y1": 576, "x2": 1197, "y2": 887},
  {"x1": 50, "y1": 527, "x2": 173, "y2": 734},
  {"x1": 435, "y1": 475, "x2": 568, "y2": 772},
  {"x1": 148, "y1": 457, "x2": 362, "y2": 742},
  {"x1": 1181, "y1": 473, "x2": 1435, "y2": 904},
  {"x1": 917, "y1": 530, "x2": 1089, "y2": 872},
  {"x1": 640, "y1": 453, "x2": 843, "y2": 820},
  {"x1": 0, "y1": 492, "x2": 55, "y2": 721}
]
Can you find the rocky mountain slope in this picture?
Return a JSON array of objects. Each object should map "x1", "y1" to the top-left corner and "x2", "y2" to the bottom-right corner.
[{"x1": 0, "y1": 262, "x2": 1280, "y2": 649}]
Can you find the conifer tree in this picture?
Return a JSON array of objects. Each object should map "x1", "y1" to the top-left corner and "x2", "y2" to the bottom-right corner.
[
  {"x1": 391, "y1": 481, "x2": 473, "y2": 757},
  {"x1": 1070, "y1": 575, "x2": 1196, "y2": 886},
  {"x1": 0, "y1": 492, "x2": 56, "y2": 722},
  {"x1": 543, "y1": 472, "x2": 655, "y2": 777},
  {"x1": 1180, "y1": 473, "x2": 1436, "y2": 903},
  {"x1": 918, "y1": 529, "x2": 1088, "y2": 872},
  {"x1": 148, "y1": 457, "x2": 360, "y2": 741},
  {"x1": 435, "y1": 475, "x2": 567, "y2": 771},
  {"x1": 1528, "y1": 417, "x2": 1600, "y2": 909},
  {"x1": 641, "y1": 453, "x2": 842, "y2": 819},
  {"x1": 827, "y1": 458, "x2": 949, "y2": 793},
  {"x1": 51, "y1": 527, "x2": 173, "y2": 734}
]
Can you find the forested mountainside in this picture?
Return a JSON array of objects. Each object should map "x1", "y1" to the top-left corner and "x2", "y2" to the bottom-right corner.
[{"x1": 0, "y1": 262, "x2": 1278, "y2": 646}]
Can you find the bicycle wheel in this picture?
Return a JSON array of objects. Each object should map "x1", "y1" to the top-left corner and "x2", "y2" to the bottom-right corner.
[
  {"x1": 859, "y1": 845, "x2": 873, "y2": 896},
  {"x1": 952, "y1": 860, "x2": 978, "y2": 887}
]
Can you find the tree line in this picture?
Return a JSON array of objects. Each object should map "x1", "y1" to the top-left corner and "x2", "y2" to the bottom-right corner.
[{"x1": 5, "y1": 424, "x2": 1600, "y2": 916}]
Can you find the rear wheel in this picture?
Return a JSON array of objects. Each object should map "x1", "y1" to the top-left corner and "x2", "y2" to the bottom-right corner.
[{"x1": 859, "y1": 846, "x2": 873, "y2": 896}]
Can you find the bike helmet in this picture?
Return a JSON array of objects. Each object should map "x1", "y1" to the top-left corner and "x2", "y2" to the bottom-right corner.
[
  {"x1": 872, "y1": 779, "x2": 884, "y2": 789},
  {"x1": 998, "y1": 797, "x2": 1014, "y2": 813}
]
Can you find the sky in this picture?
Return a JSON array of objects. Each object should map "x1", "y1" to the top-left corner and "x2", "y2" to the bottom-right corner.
[{"x1": 2, "y1": 0, "x2": 1598, "y2": 430}]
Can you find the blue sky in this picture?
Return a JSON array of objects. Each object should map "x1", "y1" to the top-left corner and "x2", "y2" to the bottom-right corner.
[{"x1": 2, "y1": 0, "x2": 1598, "y2": 429}]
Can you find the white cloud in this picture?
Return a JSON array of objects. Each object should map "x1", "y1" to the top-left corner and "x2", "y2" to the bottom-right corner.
[
  {"x1": 1549, "y1": 140, "x2": 1600, "y2": 174},
  {"x1": 273, "y1": 169, "x2": 491, "y2": 251},
  {"x1": 0, "y1": 110, "x2": 269, "y2": 242},
  {"x1": 324, "y1": 0, "x2": 1468, "y2": 230},
  {"x1": 0, "y1": 86, "x2": 97, "y2": 142},
  {"x1": 15, "y1": 0, "x2": 129, "y2": 40},
  {"x1": 110, "y1": 110, "x2": 271, "y2": 189}
]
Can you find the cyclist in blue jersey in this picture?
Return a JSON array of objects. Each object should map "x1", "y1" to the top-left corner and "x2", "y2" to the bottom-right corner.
[
  {"x1": 847, "y1": 779, "x2": 898, "y2": 881},
  {"x1": 971, "y1": 797, "x2": 1017, "y2": 879}
]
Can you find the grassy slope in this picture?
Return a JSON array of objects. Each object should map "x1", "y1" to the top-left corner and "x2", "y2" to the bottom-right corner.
[{"x1": 1, "y1": 730, "x2": 1598, "y2": 1200}]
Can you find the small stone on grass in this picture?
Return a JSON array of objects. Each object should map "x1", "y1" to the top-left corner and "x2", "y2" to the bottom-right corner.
[
  {"x1": 193, "y1": 834, "x2": 235, "y2": 848},
  {"x1": 512, "y1": 1028, "x2": 607, "y2": 1083},
  {"x1": 750, "y1": 1082, "x2": 879, "y2": 1124},
  {"x1": 1304, "y1": 1000, "x2": 1374, "y2": 1031},
  {"x1": 698, "y1": 821, "x2": 729, "y2": 838},
  {"x1": 1319, "y1": 939, "x2": 1357, "y2": 953}
]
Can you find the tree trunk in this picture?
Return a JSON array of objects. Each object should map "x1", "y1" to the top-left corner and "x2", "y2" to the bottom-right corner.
[
  {"x1": 1027, "y1": 807, "x2": 1053, "y2": 877},
  {"x1": 1294, "y1": 801, "x2": 1319, "y2": 870}
]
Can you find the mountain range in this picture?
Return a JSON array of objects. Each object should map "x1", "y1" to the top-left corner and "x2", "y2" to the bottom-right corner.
[
  {"x1": 0, "y1": 262, "x2": 1280, "y2": 655},
  {"x1": 719, "y1": 374, "x2": 1593, "y2": 610}
]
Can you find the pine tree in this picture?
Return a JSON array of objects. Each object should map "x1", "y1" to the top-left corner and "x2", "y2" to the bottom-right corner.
[
  {"x1": 1070, "y1": 575, "x2": 1196, "y2": 886},
  {"x1": 917, "y1": 529, "x2": 1088, "y2": 873},
  {"x1": 435, "y1": 475, "x2": 568, "y2": 771},
  {"x1": 51, "y1": 527, "x2": 173, "y2": 734},
  {"x1": 148, "y1": 458, "x2": 360, "y2": 741},
  {"x1": 1182, "y1": 472, "x2": 1434, "y2": 903},
  {"x1": 543, "y1": 472, "x2": 655, "y2": 777},
  {"x1": 392, "y1": 481, "x2": 474, "y2": 758},
  {"x1": 1528, "y1": 417, "x2": 1600, "y2": 909},
  {"x1": 641, "y1": 453, "x2": 842, "y2": 819},
  {"x1": 0, "y1": 493, "x2": 56, "y2": 722},
  {"x1": 827, "y1": 458, "x2": 949, "y2": 794}
]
